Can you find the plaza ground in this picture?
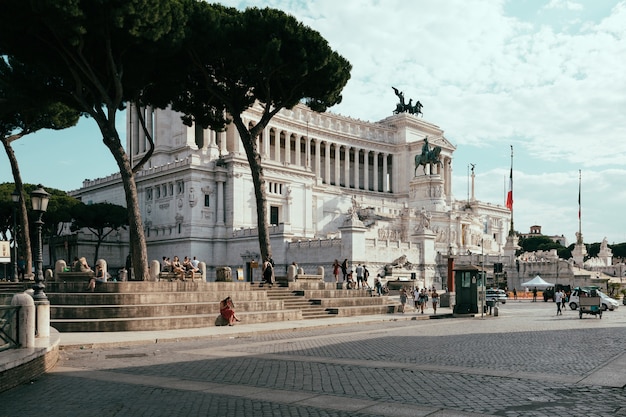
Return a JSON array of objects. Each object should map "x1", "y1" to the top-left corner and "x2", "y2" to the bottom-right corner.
[{"x1": 1, "y1": 299, "x2": 625, "y2": 416}]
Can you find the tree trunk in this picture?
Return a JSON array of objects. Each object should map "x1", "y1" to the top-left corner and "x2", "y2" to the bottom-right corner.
[
  {"x1": 233, "y1": 118, "x2": 272, "y2": 263},
  {"x1": 99, "y1": 123, "x2": 149, "y2": 281},
  {"x1": 1, "y1": 135, "x2": 33, "y2": 278}
]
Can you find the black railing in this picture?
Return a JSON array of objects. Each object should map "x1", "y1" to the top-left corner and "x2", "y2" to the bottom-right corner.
[{"x1": 0, "y1": 305, "x2": 20, "y2": 351}]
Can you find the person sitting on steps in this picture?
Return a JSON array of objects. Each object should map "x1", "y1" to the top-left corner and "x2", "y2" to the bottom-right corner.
[{"x1": 219, "y1": 296, "x2": 240, "y2": 326}]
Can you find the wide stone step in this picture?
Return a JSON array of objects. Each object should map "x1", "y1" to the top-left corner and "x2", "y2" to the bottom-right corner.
[
  {"x1": 47, "y1": 291, "x2": 269, "y2": 305},
  {"x1": 51, "y1": 309, "x2": 302, "y2": 332},
  {"x1": 326, "y1": 304, "x2": 399, "y2": 316},
  {"x1": 47, "y1": 281, "x2": 257, "y2": 293},
  {"x1": 51, "y1": 300, "x2": 284, "y2": 319},
  {"x1": 311, "y1": 297, "x2": 389, "y2": 307}
]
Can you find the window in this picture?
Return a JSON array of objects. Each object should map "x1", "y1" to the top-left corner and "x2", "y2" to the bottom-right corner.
[
  {"x1": 204, "y1": 194, "x2": 210, "y2": 207},
  {"x1": 146, "y1": 188, "x2": 153, "y2": 201},
  {"x1": 270, "y1": 206, "x2": 279, "y2": 226},
  {"x1": 177, "y1": 181, "x2": 184, "y2": 195}
]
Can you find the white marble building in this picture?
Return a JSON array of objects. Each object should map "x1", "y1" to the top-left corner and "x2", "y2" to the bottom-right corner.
[{"x1": 72, "y1": 103, "x2": 511, "y2": 286}]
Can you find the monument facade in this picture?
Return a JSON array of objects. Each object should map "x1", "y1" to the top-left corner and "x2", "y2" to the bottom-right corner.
[{"x1": 71, "y1": 102, "x2": 511, "y2": 287}]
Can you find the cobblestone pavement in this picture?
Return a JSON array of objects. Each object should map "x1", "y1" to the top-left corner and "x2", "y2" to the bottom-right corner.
[{"x1": 1, "y1": 301, "x2": 626, "y2": 416}]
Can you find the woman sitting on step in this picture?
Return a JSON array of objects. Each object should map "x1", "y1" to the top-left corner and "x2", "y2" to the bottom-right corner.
[{"x1": 219, "y1": 297, "x2": 240, "y2": 326}]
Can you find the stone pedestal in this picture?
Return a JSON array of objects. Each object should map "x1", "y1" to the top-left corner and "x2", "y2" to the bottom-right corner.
[
  {"x1": 408, "y1": 175, "x2": 446, "y2": 212},
  {"x1": 572, "y1": 243, "x2": 587, "y2": 267},
  {"x1": 412, "y1": 229, "x2": 437, "y2": 289}
]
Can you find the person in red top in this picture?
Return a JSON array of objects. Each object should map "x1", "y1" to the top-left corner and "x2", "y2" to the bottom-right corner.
[{"x1": 219, "y1": 297, "x2": 240, "y2": 326}]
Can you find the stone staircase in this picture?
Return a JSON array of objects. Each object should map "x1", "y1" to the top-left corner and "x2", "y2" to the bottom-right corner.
[
  {"x1": 0, "y1": 282, "x2": 30, "y2": 305},
  {"x1": 6, "y1": 280, "x2": 400, "y2": 332}
]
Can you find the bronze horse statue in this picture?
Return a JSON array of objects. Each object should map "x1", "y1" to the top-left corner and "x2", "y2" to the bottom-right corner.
[{"x1": 415, "y1": 146, "x2": 442, "y2": 176}]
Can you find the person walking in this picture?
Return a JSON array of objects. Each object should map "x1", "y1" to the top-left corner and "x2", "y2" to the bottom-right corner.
[
  {"x1": 341, "y1": 259, "x2": 348, "y2": 281},
  {"x1": 532, "y1": 287, "x2": 538, "y2": 302},
  {"x1": 399, "y1": 287, "x2": 408, "y2": 313},
  {"x1": 554, "y1": 288, "x2": 564, "y2": 316},
  {"x1": 333, "y1": 259, "x2": 340, "y2": 283},
  {"x1": 513, "y1": 287, "x2": 517, "y2": 300},
  {"x1": 413, "y1": 287, "x2": 420, "y2": 310},
  {"x1": 431, "y1": 289, "x2": 439, "y2": 314}
]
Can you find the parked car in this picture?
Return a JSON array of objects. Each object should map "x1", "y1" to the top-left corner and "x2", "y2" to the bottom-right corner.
[
  {"x1": 542, "y1": 285, "x2": 571, "y2": 302},
  {"x1": 486, "y1": 289, "x2": 507, "y2": 304},
  {"x1": 568, "y1": 287, "x2": 619, "y2": 311}
]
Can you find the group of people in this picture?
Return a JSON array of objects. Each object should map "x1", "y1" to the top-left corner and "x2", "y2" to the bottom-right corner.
[
  {"x1": 162, "y1": 255, "x2": 200, "y2": 280},
  {"x1": 334, "y1": 259, "x2": 373, "y2": 290},
  {"x1": 398, "y1": 287, "x2": 439, "y2": 314}
]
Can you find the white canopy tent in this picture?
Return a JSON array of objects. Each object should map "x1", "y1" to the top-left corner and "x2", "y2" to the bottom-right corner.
[{"x1": 521, "y1": 275, "x2": 554, "y2": 289}]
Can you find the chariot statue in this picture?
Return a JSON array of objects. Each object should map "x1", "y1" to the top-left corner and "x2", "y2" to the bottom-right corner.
[{"x1": 392, "y1": 87, "x2": 423, "y2": 116}]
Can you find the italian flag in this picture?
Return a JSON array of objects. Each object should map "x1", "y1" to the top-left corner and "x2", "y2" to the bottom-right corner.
[{"x1": 505, "y1": 167, "x2": 513, "y2": 211}]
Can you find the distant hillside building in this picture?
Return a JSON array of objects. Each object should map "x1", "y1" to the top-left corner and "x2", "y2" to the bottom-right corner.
[{"x1": 519, "y1": 225, "x2": 568, "y2": 247}]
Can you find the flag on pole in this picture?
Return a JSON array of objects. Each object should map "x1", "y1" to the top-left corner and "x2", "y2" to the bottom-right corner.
[
  {"x1": 505, "y1": 167, "x2": 513, "y2": 211},
  {"x1": 506, "y1": 145, "x2": 513, "y2": 211}
]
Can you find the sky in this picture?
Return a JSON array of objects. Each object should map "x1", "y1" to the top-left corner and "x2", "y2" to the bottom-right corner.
[{"x1": 1, "y1": 0, "x2": 625, "y2": 244}]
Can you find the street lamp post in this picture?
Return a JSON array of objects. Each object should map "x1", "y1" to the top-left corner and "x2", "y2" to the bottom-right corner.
[
  {"x1": 11, "y1": 189, "x2": 19, "y2": 282},
  {"x1": 30, "y1": 184, "x2": 50, "y2": 302}
]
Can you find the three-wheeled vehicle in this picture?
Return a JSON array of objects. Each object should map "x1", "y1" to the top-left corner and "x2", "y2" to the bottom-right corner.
[{"x1": 578, "y1": 295, "x2": 602, "y2": 319}]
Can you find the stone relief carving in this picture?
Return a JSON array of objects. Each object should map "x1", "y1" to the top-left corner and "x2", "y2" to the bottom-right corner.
[
  {"x1": 415, "y1": 207, "x2": 432, "y2": 232},
  {"x1": 188, "y1": 187, "x2": 198, "y2": 208}
]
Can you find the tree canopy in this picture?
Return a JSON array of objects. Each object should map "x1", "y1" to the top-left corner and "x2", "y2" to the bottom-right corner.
[
  {"x1": 0, "y1": 0, "x2": 190, "y2": 280},
  {"x1": 71, "y1": 202, "x2": 128, "y2": 266},
  {"x1": 161, "y1": 3, "x2": 352, "y2": 261}
]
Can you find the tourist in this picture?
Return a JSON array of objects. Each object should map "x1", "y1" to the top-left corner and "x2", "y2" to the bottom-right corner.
[
  {"x1": 219, "y1": 296, "x2": 240, "y2": 326},
  {"x1": 341, "y1": 259, "x2": 348, "y2": 281},
  {"x1": 532, "y1": 287, "x2": 538, "y2": 302},
  {"x1": 399, "y1": 287, "x2": 408, "y2": 313},
  {"x1": 431, "y1": 289, "x2": 439, "y2": 314},
  {"x1": 418, "y1": 289, "x2": 428, "y2": 314},
  {"x1": 355, "y1": 263, "x2": 364, "y2": 289},
  {"x1": 363, "y1": 265, "x2": 370, "y2": 288},
  {"x1": 183, "y1": 256, "x2": 197, "y2": 280},
  {"x1": 374, "y1": 274, "x2": 383, "y2": 296},
  {"x1": 191, "y1": 256, "x2": 200, "y2": 270},
  {"x1": 17, "y1": 256, "x2": 26, "y2": 280},
  {"x1": 171, "y1": 256, "x2": 185, "y2": 280},
  {"x1": 332, "y1": 259, "x2": 339, "y2": 281},
  {"x1": 161, "y1": 257, "x2": 172, "y2": 272},
  {"x1": 512, "y1": 287, "x2": 517, "y2": 300},
  {"x1": 262, "y1": 257, "x2": 274, "y2": 286},
  {"x1": 554, "y1": 288, "x2": 564, "y2": 316},
  {"x1": 413, "y1": 287, "x2": 420, "y2": 309}
]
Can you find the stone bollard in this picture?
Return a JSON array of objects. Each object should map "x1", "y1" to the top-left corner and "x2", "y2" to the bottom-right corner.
[
  {"x1": 199, "y1": 262, "x2": 207, "y2": 281},
  {"x1": 317, "y1": 266, "x2": 325, "y2": 280},
  {"x1": 287, "y1": 264, "x2": 296, "y2": 282},
  {"x1": 54, "y1": 260, "x2": 67, "y2": 280},
  {"x1": 11, "y1": 293, "x2": 35, "y2": 348},
  {"x1": 36, "y1": 299, "x2": 50, "y2": 338},
  {"x1": 149, "y1": 260, "x2": 160, "y2": 281}
]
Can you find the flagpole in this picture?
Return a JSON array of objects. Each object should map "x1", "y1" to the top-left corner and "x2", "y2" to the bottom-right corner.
[
  {"x1": 507, "y1": 145, "x2": 514, "y2": 235},
  {"x1": 578, "y1": 169, "x2": 582, "y2": 238}
]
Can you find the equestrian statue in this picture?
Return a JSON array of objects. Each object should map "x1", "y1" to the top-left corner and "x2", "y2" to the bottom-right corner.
[
  {"x1": 392, "y1": 86, "x2": 423, "y2": 116},
  {"x1": 414, "y1": 137, "x2": 442, "y2": 176}
]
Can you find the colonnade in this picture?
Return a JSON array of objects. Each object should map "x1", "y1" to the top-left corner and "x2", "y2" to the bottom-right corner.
[{"x1": 257, "y1": 127, "x2": 394, "y2": 193}]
